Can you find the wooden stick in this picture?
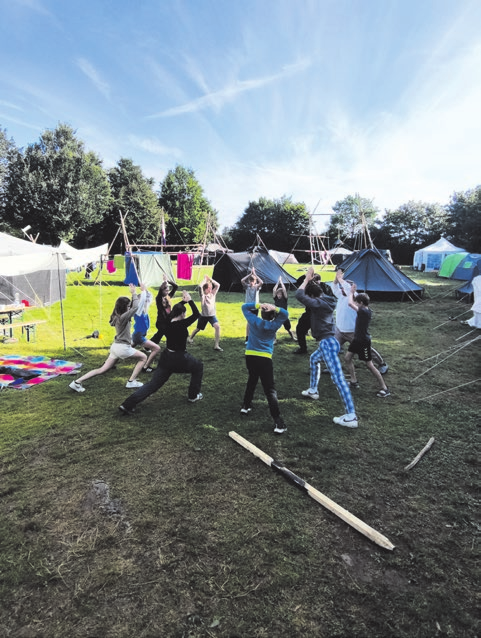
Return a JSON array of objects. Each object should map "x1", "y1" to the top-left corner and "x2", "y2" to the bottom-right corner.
[
  {"x1": 404, "y1": 437, "x2": 435, "y2": 471},
  {"x1": 229, "y1": 431, "x2": 395, "y2": 551}
]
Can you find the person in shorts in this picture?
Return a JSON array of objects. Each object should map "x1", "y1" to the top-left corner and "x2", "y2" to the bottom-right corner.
[
  {"x1": 188, "y1": 276, "x2": 223, "y2": 351},
  {"x1": 69, "y1": 283, "x2": 147, "y2": 392},
  {"x1": 131, "y1": 286, "x2": 161, "y2": 372},
  {"x1": 332, "y1": 268, "x2": 388, "y2": 375},
  {"x1": 344, "y1": 283, "x2": 390, "y2": 397}
]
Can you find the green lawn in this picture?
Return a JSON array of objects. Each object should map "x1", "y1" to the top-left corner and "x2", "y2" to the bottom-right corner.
[{"x1": 0, "y1": 264, "x2": 479, "y2": 637}]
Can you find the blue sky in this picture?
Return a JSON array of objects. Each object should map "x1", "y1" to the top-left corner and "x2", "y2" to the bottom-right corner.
[{"x1": 1, "y1": 0, "x2": 481, "y2": 232}]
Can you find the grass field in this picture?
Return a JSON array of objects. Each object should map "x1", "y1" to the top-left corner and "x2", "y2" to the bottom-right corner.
[{"x1": 0, "y1": 264, "x2": 479, "y2": 637}]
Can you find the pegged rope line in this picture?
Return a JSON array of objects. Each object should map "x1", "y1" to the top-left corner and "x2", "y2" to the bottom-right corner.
[{"x1": 413, "y1": 379, "x2": 481, "y2": 402}]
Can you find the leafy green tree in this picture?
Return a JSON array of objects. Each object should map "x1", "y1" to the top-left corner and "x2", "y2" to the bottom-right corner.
[
  {"x1": 326, "y1": 194, "x2": 379, "y2": 245},
  {"x1": 159, "y1": 165, "x2": 218, "y2": 245},
  {"x1": 446, "y1": 187, "x2": 481, "y2": 252},
  {"x1": 104, "y1": 158, "x2": 162, "y2": 252},
  {"x1": 372, "y1": 200, "x2": 451, "y2": 263},
  {"x1": 1, "y1": 123, "x2": 111, "y2": 246},
  {"x1": 228, "y1": 196, "x2": 310, "y2": 253}
]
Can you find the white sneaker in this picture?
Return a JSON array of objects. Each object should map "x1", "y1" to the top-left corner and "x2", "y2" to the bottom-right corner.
[
  {"x1": 301, "y1": 388, "x2": 319, "y2": 400},
  {"x1": 126, "y1": 380, "x2": 143, "y2": 388},
  {"x1": 187, "y1": 337, "x2": 194, "y2": 344},
  {"x1": 69, "y1": 380, "x2": 85, "y2": 393},
  {"x1": 333, "y1": 414, "x2": 358, "y2": 428},
  {"x1": 188, "y1": 393, "x2": 203, "y2": 403}
]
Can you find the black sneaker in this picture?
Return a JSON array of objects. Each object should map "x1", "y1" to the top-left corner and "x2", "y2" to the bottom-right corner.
[
  {"x1": 293, "y1": 348, "x2": 307, "y2": 355},
  {"x1": 119, "y1": 404, "x2": 135, "y2": 416}
]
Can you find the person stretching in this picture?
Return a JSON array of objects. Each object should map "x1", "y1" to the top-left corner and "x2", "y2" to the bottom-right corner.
[
  {"x1": 241, "y1": 267, "x2": 263, "y2": 343},
  {"x1": 119, "y1": 291, "x2": 204, "y2": 415},
  {"x1": 295, "y1": 267, "x2": 359, "y2": 428},
  {"x1": 273, "y1": 277, "x2": 297, "y2": 342},
  {"x1": 331, "y1": 268, "x2": 388, "y2": 375},
  {"x1": 241, "y1": 301, "x2": 288, "y2": 434},
  {"x1": 188, "y1": 276, "x2": 223, "y2": 351},
  {"x1": 151, "y1": 274, "x2": 178, "y2": 345},
  {"x1": 344, "y1": 284, "x2": 390, "y2": 397},
  {"x1": 69, "y1": 283, "x2": 146, "y2": 392},
  {"x1": 131, "y1": 286, "x2": 161, "y2": 372}
]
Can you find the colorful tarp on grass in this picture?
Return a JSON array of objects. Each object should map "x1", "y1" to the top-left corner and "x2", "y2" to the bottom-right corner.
[{"x1": 0, "y1": 355, "x2": 82, "y2": 390}]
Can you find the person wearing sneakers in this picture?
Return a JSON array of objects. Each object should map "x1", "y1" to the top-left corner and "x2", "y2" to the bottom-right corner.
[
  {"x1": 188, "y1": 275, "x2": 223, "y2": 351},
  {"x1": 131, "y1": 286, "x2": 161, "y2": 372},
  {"x1": 240, "y1": 301, "x2": 288, "y2": 434},
  {"x1": 69, "y1": 283, "x2": 147, "y2": 393},
  {"x1": 344, "y1": 284, "x2": 390, "y2": 398},
  {"x1": 119, "y1": 291, "x2": 204, "y2": 414},
  {"x1": 331, "y1": 268, "x2": 388, "y2": 375},
  {"x1": 295, "y1": 267, "x2": 359, "y2": 428}
]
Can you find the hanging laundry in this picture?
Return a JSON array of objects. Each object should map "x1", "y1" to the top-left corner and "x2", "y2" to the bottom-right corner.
[{"x1": 177, "y1": 253, "x2": 194, "y2": 280}]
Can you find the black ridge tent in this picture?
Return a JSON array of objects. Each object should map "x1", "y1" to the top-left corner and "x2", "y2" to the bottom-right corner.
[
  {"x1": 341, "y1": 248, "x2": 424, "y2": 301},
  {"x1": 212, "y1": 247, "x2": 297, "y2": 292}
]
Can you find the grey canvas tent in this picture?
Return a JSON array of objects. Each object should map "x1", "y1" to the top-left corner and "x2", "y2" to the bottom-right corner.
[
  {"x1": 341, "y1": 248, "x2": 424, "y2": 300},
  {"x1": 212, "y1": 247, "x2": 297, "y2": 292},
  {"x1": 0, "y1": 232, "x2": 66, "y2": 306}
]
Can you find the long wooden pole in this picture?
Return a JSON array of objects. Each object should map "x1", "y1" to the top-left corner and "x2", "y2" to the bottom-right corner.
[{"x1": 229, "y1": 432, "x2": 395, "y2": 551}]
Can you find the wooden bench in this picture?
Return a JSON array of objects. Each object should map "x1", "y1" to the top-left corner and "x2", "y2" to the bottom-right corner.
[{"x1": 1, "y1": 320, "x2": 47, "y2": 342}]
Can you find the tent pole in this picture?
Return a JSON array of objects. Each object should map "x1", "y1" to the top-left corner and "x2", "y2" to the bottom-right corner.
[{"x1": 57, "y1": 253, "x2": 67, "y2": 352}]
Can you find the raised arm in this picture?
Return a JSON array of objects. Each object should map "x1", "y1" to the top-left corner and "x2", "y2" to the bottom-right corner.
[{"x1": 348, "y1": 283, "x2": 359, "y2": 311}]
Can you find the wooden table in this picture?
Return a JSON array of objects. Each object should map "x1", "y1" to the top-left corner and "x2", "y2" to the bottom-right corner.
[{"x1": 0, "y1": 304, "x2": 24, "y2": 339}]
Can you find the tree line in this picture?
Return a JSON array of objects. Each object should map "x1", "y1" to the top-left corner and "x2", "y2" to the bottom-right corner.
[{"x1": 1, "y1": 123, "x2": 479, "y2": 263}]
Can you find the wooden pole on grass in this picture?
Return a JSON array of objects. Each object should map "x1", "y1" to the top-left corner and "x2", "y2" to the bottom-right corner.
[
  {"x1": 404, "y1": 437, "x2": 435, "y2": 471},
  {"x1": 229, "y1": 431, "x2": 395, "y2": 551}
]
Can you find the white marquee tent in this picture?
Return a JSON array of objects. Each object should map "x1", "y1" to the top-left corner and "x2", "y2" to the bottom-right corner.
[{"x1": 413, "y1": 237, "x2": 464, "y2": 272}]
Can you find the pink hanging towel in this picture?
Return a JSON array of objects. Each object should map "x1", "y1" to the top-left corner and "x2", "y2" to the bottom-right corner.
[
  {"x1": 106, "y1": 259, "x2": 117, "y2": 273},
  {"x1": 177, "y1": 253, "x2": 194, "y2": 280}
]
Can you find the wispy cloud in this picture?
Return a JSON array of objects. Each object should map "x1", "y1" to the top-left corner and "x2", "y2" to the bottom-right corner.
[
  {"x1": 146, "y1": 58, "x2": 310, "y2": 119},
  {"x1": 76, "y1": 58, "x2": 111, "y2": 100},
  {"x1": 0, "y1": 100, "x2": 24, "y2": 112},
  {"x1": 128, "y1": 135, "x2": 182, "y2": 158},
  {"x1": 0, "y1": 112, "x2": 42, "y2": 133}
]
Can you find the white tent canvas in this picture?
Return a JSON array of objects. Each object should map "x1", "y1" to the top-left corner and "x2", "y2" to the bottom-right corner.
[
  {"x1": 413, "y1": 238, "x2": 464, "y2": 272},
  {"x1": 58, "y1": 241, "x2": 108, "y2": 270},
  {"x1": 0, "y1": 231, "x2": 53, "y2": 257}
]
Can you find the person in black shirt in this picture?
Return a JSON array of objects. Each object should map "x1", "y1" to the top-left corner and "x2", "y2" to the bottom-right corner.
[
  {"x1": 344, "y1": 283, "x2": 390, "y2": 397},
  {"x1": 119, "y1": 291, "x2": 204, "y2": 414},
  {"x1": 151, "y1": 274, "x2": 178, "y2": 345}
]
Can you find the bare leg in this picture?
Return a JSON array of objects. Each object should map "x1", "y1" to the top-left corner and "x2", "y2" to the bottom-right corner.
[
  {"x1": 344, "y1": 351, "x2": 357, "y2": 383},
  {"x1": 143, "y1": 339, "x2": 161, "y2": 369},
  {"x1": 366, "y1": 361, "x2": 387, "y2": 391},
  {"x1": 128, "y1": 351, "x2": 147, "y2": 381},
  {"x1": 76, "y1": 356, "x2": 118, "y2": 384},
  {"x1": 189, "y1": 328, "x2": 200, "y2": 343},
  {"x1": 213, "y1": 322, "x2": 221, "y2": 349}
]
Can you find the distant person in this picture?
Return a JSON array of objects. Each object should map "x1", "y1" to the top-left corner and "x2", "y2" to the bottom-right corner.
[
  {"x1": 119, "y1": 290, "x2": 204, "y2": 415},
  {"x1": 272, "y1": 277, "x2": 297, "y2": 341},
  {"x1": 241, "y1": 267, "x2": 263, "y2": 343},
  {"x1": 344, "y1": 283, "x2": 390, "y2": 397},
  {"x1": 293, "y1": 271, "x2": 321, "y2": 354},
  {"x1": 131, "y1": 286, "x2": 161, "y2": 372},
  {"x1": 151, "y1": 274, "x2": 178, "y2": 345},
  {"x1": 69, "y1": 283, "x2": 147, "y2": 392},
  {"x1": 241, "y1": 301, "x2": 288, "y2": 434},
  {"x1": 188, "y1": 276, "x2": 223, "y2": 351},
  {"x1": 295, "y1": 267, "x2": 358, "y2": 428},
  {"x1": 331, "y1": 268, "x2": 388, "y2": 375}
]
